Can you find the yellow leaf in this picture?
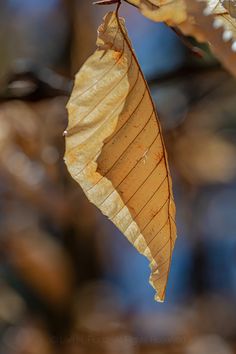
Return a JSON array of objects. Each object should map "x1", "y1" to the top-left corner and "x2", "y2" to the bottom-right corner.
[
  {"x1": 126, "y1": 0, "x2": 140, "y2": 6},
  {"x1": 180, "y1": 0, "x2": 236, "y2": 47},
  {"x1": 141, "y1": 0, "x2": 187, "y2": 25},
  {"x1": 185, "y1": 0, "x2": 236, "y2": 77},
  {"x1": 126, "y1": 1, "x2": 236, "y2": 48},
  {"x1": 201, "y1": 0, "x2": 236, "y2": 46},
  {"x1": 126, "y1": 0, "x2": 236, "y2": 75},
  {"x1": 64, "y1": 11, "x2": 176, "y2": 302},
  {"x1": 127, "y1": 0, "x2": 187, "y2": 25}
]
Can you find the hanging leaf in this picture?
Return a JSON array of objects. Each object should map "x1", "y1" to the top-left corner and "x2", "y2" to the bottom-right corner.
[
  {"x1": 185, "y1": 0, "x2": 236, "y2": 77},
  {"x1": 125, "y1": 0, "x2": 236, "y2": 75},
  {"x1": 64, "y1": 11, "x2": 176, "y2": 301},
  {"x1": 126, "y1": 0, "x2": 187, "y2": 25},
  {"x1": 202, "y1": 0, "x2": 236, "y2": 42},
  {"x1": 126, "y1": 0, "x2": 236, "y2": 40}
]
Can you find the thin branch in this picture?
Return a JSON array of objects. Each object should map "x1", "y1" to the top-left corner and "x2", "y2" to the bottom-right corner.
[{"x1": 93, "y1": 0, "x2": 120, "y2": 5}]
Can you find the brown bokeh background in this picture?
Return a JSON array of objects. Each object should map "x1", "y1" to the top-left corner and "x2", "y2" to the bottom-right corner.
[{"x1": 0, "y1": 1, "x2": 236, "y2": 353}]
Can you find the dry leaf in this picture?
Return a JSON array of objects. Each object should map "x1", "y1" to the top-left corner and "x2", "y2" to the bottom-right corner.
[
  {"x1": 203, "y1": 0, "x2": 236, "y2": 42},
  {"x1": 6, "y1": 230, "x2": 74, "y2": 307},
  {"x1": 185, "y1": 0, "x2": 236, "y2": 77},
  {"x1": 64, "y1": 11, "x2": 176, "y2": 301},
  {"x1": 127, "y1": 0, "x2": 187, "y2": 25},
  {"x1": 126, "y1": 0, "x2": 236, "y2": 75},
  {"x1": 184, "y1": 0, "x2": 236, "y2": 49},
  {"x1": 126, "y1": 0, "x2": 236, "y2": 42}
]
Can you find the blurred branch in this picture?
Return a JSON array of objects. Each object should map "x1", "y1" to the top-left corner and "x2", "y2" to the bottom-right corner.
[
  {"x1": 0, "y1": 60, "x2": 225, "y2": 103},
  {"x1": 0, "y1": 60, "x2": 72, "y2": 102}
]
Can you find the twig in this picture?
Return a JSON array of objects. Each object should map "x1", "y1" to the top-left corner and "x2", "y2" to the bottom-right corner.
[
  {"x1": 93, "y1": 0, "x2": 138, "y2": 8},
  {"x1": 171, "y1": 26, "x2": 204, "y2": 59},
  {"x1": 93, "y1": 0, "x2": 120, "y2": 5}
]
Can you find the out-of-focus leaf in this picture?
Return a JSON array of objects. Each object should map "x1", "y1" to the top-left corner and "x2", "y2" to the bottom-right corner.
[
  {"x1": 6, "y1": 230, "x2": 74, "y2": 307},
  {"x1": 125, "y1": 0, "x2": 206, "y2": 42},
  {"x1": 202, "y1": 0, "x2": 236, "y2": 41},
  {"x1": 2, "y1": 322, "x2": 54, "y2": 354},
  {"x1": 64, "y1": 11, "x2": 176, "y2": 301},
  {"x1": 126, "y1": 0, "x2": 236, "y2": 40},
  {"x1": 135, "y1": 0, "x2": 187, "y2": 25},
  {"x1": 185, "y1": 0, "x2": 236, "y2": 77},
  {"x1": 160, "y1": 68, "x2": 236, "y2": 185},
  {"x1": 125, "y1": 0, "x2": 236, "y2": 75},
  {"x1": 0, "y1": 284, "x2": 25, "y2": 324},
  {"x1": 0, "y1": 99, "x2": 81, "y2": 227}
]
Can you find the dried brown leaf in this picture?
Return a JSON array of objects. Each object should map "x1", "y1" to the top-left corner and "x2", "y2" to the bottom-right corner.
[
  {"x1": 64, "y1": 11, "x2": 176, "y2": 301},
  {"x1": 125, "y1": 0, "x2": 236, "y2": 75},
  {"x1": 126, "y1": 0, "x2": 236, "y2": 43},
  {"x1": 185, "y1": 0, "x2": 236, "y2": 77},
  {"x1": 125, "y1": 0, "x2": 187, "y2": 24}
]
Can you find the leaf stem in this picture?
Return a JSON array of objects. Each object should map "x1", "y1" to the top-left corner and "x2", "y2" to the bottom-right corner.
[
  {"x1": 170, "y1": 26, "x2": 204, "y2": 58},
  {"x1": 116, "y1": 0, "x2": 121, "y2": 15},
  {"x1": 93, "y1": 0, "x2": 121, "y2": 5},
  {"x1": 93, "y1": 0, "x2": 138, "y2": 9}
]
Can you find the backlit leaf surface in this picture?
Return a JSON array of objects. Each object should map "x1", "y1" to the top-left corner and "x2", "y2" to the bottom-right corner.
[{"x1": 64, "y1": 11, "x2": 176, "y2": 301}]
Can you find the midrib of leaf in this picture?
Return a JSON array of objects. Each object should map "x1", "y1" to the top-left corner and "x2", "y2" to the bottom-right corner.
[{"x1": 114, "y1": 5, "x2": 174, "y2": 300}]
